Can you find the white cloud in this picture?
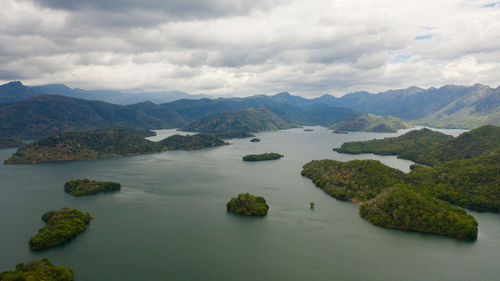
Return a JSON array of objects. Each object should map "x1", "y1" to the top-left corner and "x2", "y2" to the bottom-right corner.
[{"x1": 0, "y1": 0, "x2": 499, "y2": 96}]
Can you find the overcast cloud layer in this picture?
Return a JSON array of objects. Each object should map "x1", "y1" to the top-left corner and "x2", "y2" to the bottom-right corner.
[{"x1": 1, "y1": 0, "x2": 499, "y2": 97}]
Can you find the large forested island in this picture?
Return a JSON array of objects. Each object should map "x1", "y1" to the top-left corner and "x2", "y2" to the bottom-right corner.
[
  {"x1": 29, "y1": 208, "x2": 93, "y2": 250},
  {"x1": 301, "y1": 160, "x2": 478, "y2": 240},
  {"x1": 4, "y1": 128, "x2": 227, "y2": 164},
  {"x1": 64, "y1": 179, "x2": 121, "y2": 196},
  {"x1": 329, "y1": 113, "x2": 412, "y2": 133},
  {"x1": 227, "y1": 193, "x2": 270, "y2": 216},
  {"x1": 0, "y1": 258, "x2": 74, "y2": 281},
  {"x1": 303, "y1": 125, "x2": 500, "y2": 240},
  {"x1": 242, "y1": 152, "x2": 283, "y2": 161}
]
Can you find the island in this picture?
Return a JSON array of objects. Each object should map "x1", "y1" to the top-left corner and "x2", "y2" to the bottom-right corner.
[
  {"x1": 0, "y1": 137, "x2": 22, "y2": 149},
  {"x1": 64, "y1": 179, "x2": 121, "y2": 196},
  {"x1": 250, "y1": 138, "x2": 261, "y2": 142},
  {"x1": 208, "y1": 131, "x2": 254, "y2": 139},
  {"x1": 0, "y1": 258, "x2": 74, "y2": 281},
  {"x1": 226, "y1": 193, "x2": 269, "y2": 216},
  {"x1": 329, "y1": 113, "x2": 412, "y2": 133},
  {"x1": 242, "y1": 153, "x2": 283, "y2": 161},
  {"x1": 4, "y1": 128, "x2": 228, "y2": 164},
  {"x1": 301, "y1": 159, "x2": 478, "y2": 240},
  {"x1": 332, "y1": 130, "x2": 348, "y2": 134},
  {"x1": 304, "y1": 129, "x2": 314, "y2": 132},
  {"x1": 29, "y1": 208, "x2": 93, "y2": 250}
]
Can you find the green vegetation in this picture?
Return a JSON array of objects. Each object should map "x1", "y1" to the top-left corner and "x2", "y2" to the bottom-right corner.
[
  {"x1": 29, "y1": 208, "x2": 93, "y2": 250},
  {"x1": 243, "y1": 153, "x2": 283, "y2": 162},
  {"x1": 0, "y1": 137, "x2": 22, "y2": 149},
  {"x1": 330, "y1": 113, "x2": 412, "y2": 133},
  {"x1": 158, "y1": 133, "x2": 227, "y2": 150},
  {"x1": 301, "y1": 160, "x2": 405, "y2": 202},
  {"x1": 334, "y1": 128, "x2": 452, "y2": 165},
  {"x1": 4, "y1": 128, "x2": 227, "y2": 164},
  {"x1": 301, "y1": 159, "x2": 479, "y2": 240},
  {"x1": 250, "y1": 138, "x2": 261, "y2": 142},
  {"x1": 335, "y1": 126, "x2": 500, "y2": 166},
  {"x1": 181, "y1": 107, "x2": 295, "y2": 133},
  {"x1": 304, "y1": 129, "x2": 314, "y2": 131},
  {"x1": 408, "y1": 150, "x2": 500, "y2": 212},
  {"x1": 226, "y1": 193, "x2": 269, "y2": 216},
  {"x1": 207, "y1": 131, "x2": 254, "y2": 139},
  {"x1": 64, "y1": 179, "x2": 121, "y2": 196},
  {"x1": 0, "y1": 258, "x2": 74, "y2": 281},
  {"x1": 360, "y1": 185, "x2": 478, "y2": 240}
]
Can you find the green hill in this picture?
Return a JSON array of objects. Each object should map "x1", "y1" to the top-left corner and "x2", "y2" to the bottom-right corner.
[
  {"x1": 181, "y1": 107, "x2": 295, "y2": 132},
  {"x1": 329, "y1": 113, "x2": 412, "y2": 133},
  {"x1": 4, "y1": 128, "x2": 227, "y2": 164},
  {"x1": 335, "y1": 125, "x2": 500, "y2": 166},
  {"x1": 226, "y1": 193, "x2": 269, "y2": 216}
]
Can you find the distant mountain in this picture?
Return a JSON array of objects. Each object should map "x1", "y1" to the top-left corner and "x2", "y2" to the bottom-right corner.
[
  {"x1": 326, "y1": 84, "x2": 500, "y2": 128},
  {"x1": 0, "y1": 81, "x2": 221, "y2": 105},
  {"x1": 0, "y1": 95, "x2": 167, "y2": 138},
  {"x1": 181, "y1": 107, "x2": 295, "y2": 132},
  {"x1": 329, "y1": 113, "x2": 412, "y2": 133}
]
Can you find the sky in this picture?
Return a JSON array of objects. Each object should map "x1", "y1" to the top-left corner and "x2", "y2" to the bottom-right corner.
[{"x1": 0, "y1": 0, "x2": 499, "y2": 97}]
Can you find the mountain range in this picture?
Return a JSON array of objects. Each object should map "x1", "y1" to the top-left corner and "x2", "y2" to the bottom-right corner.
[{"x1": 1, "y1": 81, "x2": 499, "y2": 139}]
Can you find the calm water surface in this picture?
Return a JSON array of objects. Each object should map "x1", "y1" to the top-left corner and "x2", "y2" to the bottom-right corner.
[{"x1": 1, "y1": 126, "x2": 498, "y2": 281}]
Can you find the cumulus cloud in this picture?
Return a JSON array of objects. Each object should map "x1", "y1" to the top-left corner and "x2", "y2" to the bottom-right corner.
[{"x1": 0, "y1": 0, "x2": 499, "y2": 96}]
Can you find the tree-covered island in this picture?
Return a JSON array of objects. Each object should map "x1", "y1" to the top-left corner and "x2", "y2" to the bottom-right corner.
[
  {"x1": 226, "y1": 193, "x2": 269, "y2": 216},
  {"x1": 0, "y1": 258, "x2": 74, "y2": 281},
  {"x1": 29, "y1": 208, "x2": 93, "y2": 250},
  {"x1": 242, "y1": 153, "x2": 283, "y2": 161},
  {"x1": 4, "y1": 128, "x2": 228, "y2": 164},
  {"x1": 64, "y1": 179, "x2": 121, "y2": 196}
]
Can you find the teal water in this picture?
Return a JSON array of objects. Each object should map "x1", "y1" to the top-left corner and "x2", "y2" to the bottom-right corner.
[{"x1": 1, "y1": 126, "x2": 498, "y2": 281}]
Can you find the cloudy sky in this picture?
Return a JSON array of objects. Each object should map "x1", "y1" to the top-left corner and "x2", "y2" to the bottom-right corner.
[{"x1": 1, "y1": 0, "x2": 499, "y2": 97}]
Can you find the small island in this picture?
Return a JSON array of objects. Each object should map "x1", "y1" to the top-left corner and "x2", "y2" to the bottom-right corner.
[
  {"x1": 242, "y1": 152, "x2": 283, "y2": 161},
  {"x1": 250, "y1": 138, "x2": 261, "y2": 142},
  {"x1": 64, "y1": 179, "x2": 121, "y2": 196},
  {"x1": 29, "y1": 208, "x2": 93, "y2": 250},
  {"x1": 0, "y1": 258, "x2": 74, "y2": 281},
  {"x1": 303, "y1": 129, "x2": 314, "y2": 132},
  {"x1": 226, "y1": 193, "x2": 269, "y2": 216},
  {"x1": 332, "y1": 130, "x2": 348, "y2": 134}
]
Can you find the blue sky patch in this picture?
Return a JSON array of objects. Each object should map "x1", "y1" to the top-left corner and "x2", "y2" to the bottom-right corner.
[{"x1": 415, "y1": 34, "x2": 433, "y2": 40}]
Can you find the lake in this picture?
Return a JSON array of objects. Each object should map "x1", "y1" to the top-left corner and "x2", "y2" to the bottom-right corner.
[{"x1": 1, "y1": 126, "x2": 498, "y2": 281}]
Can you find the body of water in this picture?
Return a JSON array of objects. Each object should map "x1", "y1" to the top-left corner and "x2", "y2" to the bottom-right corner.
[{"x1": 1, "y1": 126, "x2": 498, "y2": 281}]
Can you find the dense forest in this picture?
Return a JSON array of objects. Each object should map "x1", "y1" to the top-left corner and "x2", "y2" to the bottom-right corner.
[
  {"x1": 0, "y1": 258, "x2": 74, "y2": 281},
  {"x1": 29, "y1": 208, "x2": 93, "y2": 250}
]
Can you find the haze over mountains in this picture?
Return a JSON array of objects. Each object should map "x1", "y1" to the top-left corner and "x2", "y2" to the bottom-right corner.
[{"x1": 0, "y1": 81, "x2": 499, "y2": 139}]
